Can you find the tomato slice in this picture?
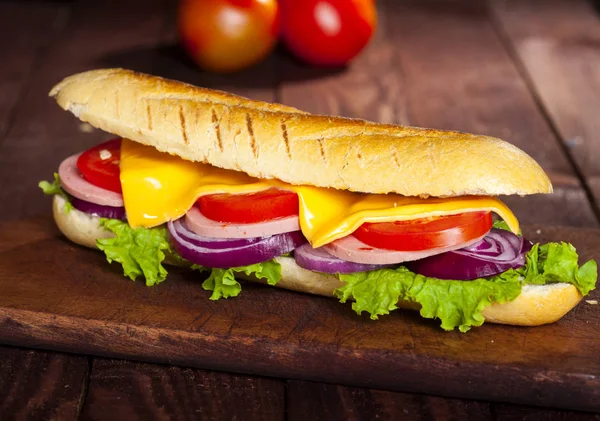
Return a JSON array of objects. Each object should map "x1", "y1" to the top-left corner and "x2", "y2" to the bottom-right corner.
[
  {"x1": 353, "y1": 212, "x2": 493, "y2": 251},
  {"x1": 197, "y1": 188, "x2": 299, "y2": 223},
  {"x1": 77, "y1": 138, "x2": 122, "y2": 193}
]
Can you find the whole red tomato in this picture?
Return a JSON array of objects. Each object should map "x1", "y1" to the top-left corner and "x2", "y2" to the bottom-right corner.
[
  {"x1": 280, "y1": 0, "x2": 376, "y2": 66},
  {"x1": 178, "y1": 0, "x2": 279, "y2": 73}
]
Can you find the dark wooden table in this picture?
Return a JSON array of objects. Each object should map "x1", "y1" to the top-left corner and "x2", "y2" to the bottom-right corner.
[{"x1": 2, "y1": 0, "x2": 600, "y2": 419}]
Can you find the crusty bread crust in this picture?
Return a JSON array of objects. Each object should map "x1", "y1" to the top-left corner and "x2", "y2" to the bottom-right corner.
[
  {"x1": 53, "y1": 195, "x2": 114, "y2": 248},
  {"x1": 49, "y1": 69, "x2": 552, "y2": 197},
  {"x1": 53, "y1": 196, "x2": 581, "y2": 327}
]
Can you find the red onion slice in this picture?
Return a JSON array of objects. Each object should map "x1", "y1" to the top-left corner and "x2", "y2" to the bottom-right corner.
[
  {"x1": 167, "y1": 219, "x2": 306, "y2": 268},
  {"x1": 295, "y1": 244, "x2": 390, "y2": 274},
  {"x1": 406, "y1": 229, "x2": 528, "y2": 280},
  {"x1": 454, "y1": 229, "x2": 523, "y2": 262},
  {"x1": 70, "y1": 196, "x2": 126, "y2": 220}
]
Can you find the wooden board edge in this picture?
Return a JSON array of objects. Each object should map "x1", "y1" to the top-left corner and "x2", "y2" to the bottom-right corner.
[{"x1": 1, "y1": 307, "x2": 599, "y2": 412}]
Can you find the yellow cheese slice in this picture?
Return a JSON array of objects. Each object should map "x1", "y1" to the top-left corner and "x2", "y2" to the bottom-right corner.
[
  {"x1": 120, "y1": 139, "x2": 520, "y2": 247},
  {"x1": 120, "y1": 140, "x2": 271, "y2": 225}
]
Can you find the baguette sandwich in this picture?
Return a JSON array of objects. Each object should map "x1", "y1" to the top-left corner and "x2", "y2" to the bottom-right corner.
[{"x1": 40, "y1": 69, "x2": 597, "y2": 332}]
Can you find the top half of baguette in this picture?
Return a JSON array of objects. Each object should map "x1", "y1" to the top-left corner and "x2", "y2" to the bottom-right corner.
[{"x1": 49, "y1": 68, "x2": 552, "y2": 198}]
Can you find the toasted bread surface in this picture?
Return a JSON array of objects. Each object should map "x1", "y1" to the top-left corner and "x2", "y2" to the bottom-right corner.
[{"x1": 50, "y1": 69, "x2": 552, "y2": 197}]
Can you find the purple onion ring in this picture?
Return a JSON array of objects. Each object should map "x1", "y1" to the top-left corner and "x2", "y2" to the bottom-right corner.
[
  {"x1": 294, "y1": 243, "x2": 390, "y2": 274},
  {"x1": 69, "y1": 195, "x2": 126, "y2": 221},
  {"x1": 406, "y1": 228, "x2": 529, "y2": 280},
  {"x1": 167, "y1": 218, "x2": 306, "y2": 268}
]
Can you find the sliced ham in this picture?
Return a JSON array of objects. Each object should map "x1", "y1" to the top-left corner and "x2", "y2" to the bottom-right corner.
[
  {"x1": 185, "y1": 206, "x2": 300, "y2": 238},
  {"x1": 323, "y1": 233, "x2": 487, "y2": 265},
  {"x1": 58, "y1": 154, "x2": 124, "y2": 207}
]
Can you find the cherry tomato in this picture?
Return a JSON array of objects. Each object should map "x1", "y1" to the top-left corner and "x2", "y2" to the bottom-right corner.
[
  {"x1": 280, "y1": 0, "x2": 376, "y2": 66},
  {"x1": 354, "y1": 212, "x2": 493, "y2": 252},
  {"x1": 77, "y1": 138, "x2": 122, "y2": 193},
  {"x1": 197, "y1": 188, "x2": 299, "y2": 223},
  {"x1": 178, "y1": 0, "x2": 279, "y2": 73}
]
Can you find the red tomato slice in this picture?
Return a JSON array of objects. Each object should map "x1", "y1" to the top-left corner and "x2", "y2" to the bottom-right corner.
[
  {"x1": 197, "y1": 188, "x2": 299, "y2": 224},
  {"x1": 353, "y1": 212, "x2": 493, "y2": 252},
  {"x1": 77, "y1": 138, "x2": 122, "y2": 193}
]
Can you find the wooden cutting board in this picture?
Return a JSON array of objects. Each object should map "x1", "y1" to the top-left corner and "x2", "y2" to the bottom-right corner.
[{"x1": 1, "y1": 218, "x2": 599, "y2": 412}]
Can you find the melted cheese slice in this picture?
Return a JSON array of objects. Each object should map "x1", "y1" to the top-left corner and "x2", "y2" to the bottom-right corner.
[{"x1": 120, "y1": 139, "x2": 520, "y2": 248}]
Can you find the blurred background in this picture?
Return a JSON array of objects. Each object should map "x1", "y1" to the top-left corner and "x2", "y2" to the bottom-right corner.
[{"x1": 1, "y1": 0, "x2": 599, "y2": 230}]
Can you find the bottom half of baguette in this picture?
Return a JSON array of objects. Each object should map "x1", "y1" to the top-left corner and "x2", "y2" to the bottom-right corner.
[{"x1": 52, "y1": 195, "x2": 582, "y2": 327}]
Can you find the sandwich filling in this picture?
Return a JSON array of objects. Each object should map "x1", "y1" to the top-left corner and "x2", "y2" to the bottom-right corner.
[{"x1": 40, "y1": 138, "x2": 597, "y2": 332}]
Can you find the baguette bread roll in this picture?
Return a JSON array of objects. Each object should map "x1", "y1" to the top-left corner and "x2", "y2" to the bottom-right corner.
[
  {"x1": 53, "y1": 196, "x2": 582, "y2": 327},
  {"x1": 50, "y1": 69, "x2": 552, "y2": 198}
]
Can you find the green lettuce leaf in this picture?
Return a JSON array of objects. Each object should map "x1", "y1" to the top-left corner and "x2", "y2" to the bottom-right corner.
[
  {"x1": 235, "y1": 260, "x2": 282, "y2": 286},
  {"x1": 92, "y1": 216, "x2": 282, "y2": 296},
  {"x1": 519, "y1": 242, "x2": 597, "y2": 295},
  {"x1": 337, "y1": 267, "x2": 522, "y2": 332},
  {"x1": 202, "y1": 269, "x2": 242, "y2": 300},
  {"x1": 492, "y1": 220, "x2": 511, "y2": 232},
  {"x1": 492, "y1": 219, "x2": 521, "y2": 235},
  {"x1": 201, "y1": 260, "x2": 282, "y2": 300},
  {"x1": 38, "y1": 173, "x2": 73, "y2": 213},
  {"x1": 97, "y1": 219, "x2": 174, "y2": 286},
  {"x1": 39, "y1": 173, "x2": 62, "y2": 195},
  {"x1": 336, "y1": 242, "x2": 597, "y2": 332}
]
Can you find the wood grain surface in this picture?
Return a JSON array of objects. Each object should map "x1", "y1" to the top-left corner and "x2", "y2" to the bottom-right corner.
[
  {"x1": 0, "y1": 2, "x2": 69, "y2": 141},
  {"x1": 0, "y1": 347, "x2": 89, "y2": 421},
  {"x1": 287, "y1": 381, "x2": 493, "y2": 421},
  {"x1": 492, "y1": 403, "x2": 600, "y2": 421},
  {"x1": 490, "y1": 0, "x2": 600, "y2": 210},
  {"x1": 288, "y1": 382, "x2": 600, "y2": 421},
  {"x1": 79, "y1": 359, "x2": 284, "y2": 421},
  {"x1": 0, "y1": 217, "x2": 598, "y2": 412}
]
